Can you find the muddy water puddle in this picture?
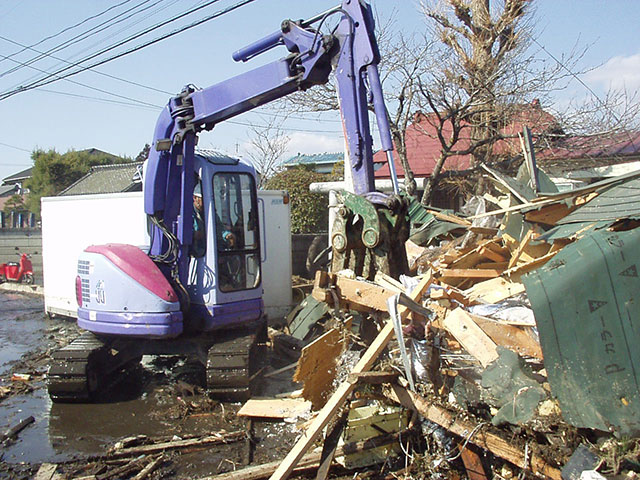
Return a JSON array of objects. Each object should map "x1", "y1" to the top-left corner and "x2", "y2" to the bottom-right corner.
[{"x1": 0, "y1": 291, "x2": 300, "y2": 476}]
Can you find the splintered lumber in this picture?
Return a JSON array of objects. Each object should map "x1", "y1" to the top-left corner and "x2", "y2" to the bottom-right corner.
[
  {"x1": 385, "y1": 386, "x2": 562, "y2": 480},
  {"x1": 464, "y1": 277, "x2": 525, "y2": 304},
  {"x1": 204, "y1": 430, "x2": 413, "y2": 480},
  {"x1": 470, "y1": 314, "x2": 543, "y2": 360},
  {"x1": 312, "y1": 272, "x2": 394, "y2": 312},
  {"x1": 109, "y1": 431, "x2": 246, "y2": 459},
  {"x1": 507, "y1": 229, "x2": 533, "y2": 269},
  {"x1": 478, "y1": 246, "x2": 508, "y2": 263},
  {"x1": 34, "y1": 464, "x2": 58, "y2": 480},
  {"x1": 1, "y1": 415, "x2": 34, "y2": 442},
  {"x1": 347, "y1": 371, "x2": 400, "y2": 385},
  {"x1": 460, "y1": 446, "x2": 489, "y2": 480},
  {"x1": 131, "y1": 456, "x2": 163, "y2": 480},
  {"x1": 504, "y1": 249, "x2": 559, "y2": 279},
  {"x1": 524, "y1": 202, "x2": 576, "y2": 226},
  {"x1": 237, "y1": 398, "x2": 312, "y2": 419},
  {"x1": 294, "y1": 328, "x2": 347, "y2": 409},
  {"x1": 440, "y1": 268, "x2": 502, "y2": 278},
  {"x1": 442, "y1": 308, "x2": 499, "y2": 367},
  {"x1": 424, "y1": 208, "x2": 472, "y2": 226},
  {"x1": 268, "y1": 273, "x2": 433, "y2": 480}
]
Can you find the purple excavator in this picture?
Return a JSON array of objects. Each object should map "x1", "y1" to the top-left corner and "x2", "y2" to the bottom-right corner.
[{"x1": 48, "y1": 0, "x2": 410, "y2": 402}]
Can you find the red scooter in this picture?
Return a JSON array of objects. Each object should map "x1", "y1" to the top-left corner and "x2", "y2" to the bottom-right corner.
[{"x1": 0, "y1": 252, "x2": 34, "y2": 284}]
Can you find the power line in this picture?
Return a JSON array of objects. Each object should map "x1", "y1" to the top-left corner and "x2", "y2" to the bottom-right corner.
[
  {"x1": 0, "y1": 142, "x2": 31, "y2": 153},
  {"x1": 0, "y1": 52, "x2": 164, "y2": 109},
  {"x1": 0, "y1": 0, "x2": 160, "y2": 79},
  {"x1": 0, "y1": 0, "x2": 238, "y2": 100},
  {"x1": 36, "y1": 88, "x2": 161, "y2": 110},
  {"x1": 0, "y1": 0, "x2": 136, "y2": 68},
  {"x1": 0, "y1": 35, "x2": 172, "y2": 96}
]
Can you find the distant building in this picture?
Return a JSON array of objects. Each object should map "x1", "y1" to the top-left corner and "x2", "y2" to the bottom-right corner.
[
  {"x1": 1, "y1": 167, "x2": 34, "y2": 229},
  {"x1": 282, "y1": 152, "x2": 344, "y2": 174},
  {"x1": 59, "y1": 162, "x2": 143, "y2": 196}
]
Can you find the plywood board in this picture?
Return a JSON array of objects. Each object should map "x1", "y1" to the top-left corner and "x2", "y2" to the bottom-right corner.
[
  {"x1": 464, "y1": 277, "x2": 526, "y2": 304},
  {"x1": 470, "y1": 314, "x2": 543, "y2": 360},
  {"x1": 237, "y1": 398, "x2": 312, "y2": 419},
  {"x1": 294, "y1": 328, "x2": 346, "y2": 409},
  {"x1": 443, "y1": 308, "x2": 499, "y2": 367}
]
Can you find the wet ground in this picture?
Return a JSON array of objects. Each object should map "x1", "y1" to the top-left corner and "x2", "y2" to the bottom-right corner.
[{"x1": 0, "y1": 291, "x2": 302, "y2": 479}]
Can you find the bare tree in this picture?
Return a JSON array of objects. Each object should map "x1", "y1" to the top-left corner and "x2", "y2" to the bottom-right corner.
[
  {"x1": 244, "y1": 116, "x2": 291, "y2": 188},
  {"x1": 416, "y1": 0, "x2": 595, "y2": 205}
]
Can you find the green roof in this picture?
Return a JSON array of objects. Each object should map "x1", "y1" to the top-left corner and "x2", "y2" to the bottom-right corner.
[
  {"x1": 283, "y1": 152, "x2": 343, "y2": 166},
  {"x1": 59, "y1": 162, "x2": 143, "y2": 196}
]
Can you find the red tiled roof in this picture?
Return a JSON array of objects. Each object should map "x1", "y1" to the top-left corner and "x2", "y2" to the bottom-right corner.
[
  {"x1": 374, "y1": 100, "x2": 560, "y2": 179},
  {"x1": 537, "y1": 131, "x2": 640, "y2": 161}
]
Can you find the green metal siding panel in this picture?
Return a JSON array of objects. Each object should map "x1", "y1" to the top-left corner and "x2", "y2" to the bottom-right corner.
[
  {"x1": 559, "y1": 177, "x2": 640, "y2": 224},
  {"x1": 523, "y1": 228, "x2": 640, "y2": 435}
]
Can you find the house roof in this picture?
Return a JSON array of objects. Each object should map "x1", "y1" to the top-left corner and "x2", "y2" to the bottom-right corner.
[
  {"x1": 0, "y1": 184, "x2": 18, "y2": 196},
  {"x1": 537, "y1": 131, "x2": 640, "y2": 174},
  {"x1": 59, "y1": 162, "x2": 143, "y2": 196},
  {"x1": 374, "y1": 100, "x2": 561, "y2": 179},
  {"x1": 283, "y1": 152, "x2": 344, "y2": 167},
  {"x1": 2, "y1": 167, "x2": 33, "y2": 185}
]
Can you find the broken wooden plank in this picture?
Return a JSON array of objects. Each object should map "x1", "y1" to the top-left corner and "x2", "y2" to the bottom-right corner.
[
  {"x1": 424, "y1": 208, "x2": 472, "y2": 226},
  {"x1": 504, "y1": 249, "x2": 559, "y2": 279},
  {"x1": 294, "y1": 327, "x2": 347, "y2": 409},
  {"x1": 268, "y1": 274, "x2": 433, "y2": 480},
  {"x1": 524, "y1": 202, "x2": 576, "y2": 226},
  {"x1": 460, "y1": 445, "x2": 489, "y2": 480},
  {"x1": 1, "y1": 415, "x2": 34, "y2": 442},
  {"x1": 385, "y1": 386, "x2": 562, "y2": 480},
  {"x1": 507, "y1": 229, "x2": 533, "y2": 269},
  {"x1": 312, "y1": 273, "x2": 394, "y2": 312},
  {"x1": 34, "y1": 464, "x2": 58, "y2": 480},
  {"x1": 130, "y1": 455, "x2": 163, "y2": 480},
  {"x1": 464, "y1": 277, "x2": 525, "y2": 304},
  {"x1": 109, "y1": 431, "x2": 246, "y2": 459},
  {"x1": 237, "y1": 398, "x2": 312, "y2": 419},
  {"x1": 442, "y1": 308, "x2": 499, "y2": 367},
  {"x1": 470, "y1": 314, "x2": 543, "y2": 360},
  {"x1": 347, "y1": 371, "x2": 400, "y2": 385},
  {"x1": 478, "y1": 246, "x2": 508, "y2": 263},
  {"x1": 440, "y1": 268, "x2": 502, "y2": 278}
]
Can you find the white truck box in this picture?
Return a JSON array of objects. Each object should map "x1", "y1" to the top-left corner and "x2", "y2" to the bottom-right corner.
[{"x1": 41, "y1": 191, "x2": 292, "y2": 321}]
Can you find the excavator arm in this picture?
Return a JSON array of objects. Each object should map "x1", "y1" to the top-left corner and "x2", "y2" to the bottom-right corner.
[{"x1": 144, "y1": 0, "x2": 407, "y2": 298}]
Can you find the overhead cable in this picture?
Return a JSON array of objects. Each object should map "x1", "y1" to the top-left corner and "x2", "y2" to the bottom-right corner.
[
  {"x1": 0, "y1": 0, "x2": 241, "y2": 99},
  {"x1": 0, "y1": 0, "x2": 159, "y2": 79}
]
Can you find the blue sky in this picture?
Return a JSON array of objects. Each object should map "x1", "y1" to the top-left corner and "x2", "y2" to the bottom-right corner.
[{"x1": 0, "y1": 0, "x2": 639, "y2": 182}]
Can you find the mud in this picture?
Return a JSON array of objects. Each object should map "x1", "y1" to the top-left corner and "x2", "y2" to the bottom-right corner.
[{"x1": 0, "y1": 291, "x2": 302, "y2": 479}]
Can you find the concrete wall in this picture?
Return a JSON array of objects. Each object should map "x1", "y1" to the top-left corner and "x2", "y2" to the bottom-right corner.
[{"x1": 0, "y1": 229, "x2": 43, "y2": 285}]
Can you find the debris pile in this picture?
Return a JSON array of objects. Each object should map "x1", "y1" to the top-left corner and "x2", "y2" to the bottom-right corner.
[{"x1": 251, "y1": 168, "x2": 640, "y2": 480}]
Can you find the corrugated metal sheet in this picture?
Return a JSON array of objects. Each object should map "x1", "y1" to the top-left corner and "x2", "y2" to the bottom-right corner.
[{"x1": 558, "y1": 176, "x2": 640, "y2": 224}]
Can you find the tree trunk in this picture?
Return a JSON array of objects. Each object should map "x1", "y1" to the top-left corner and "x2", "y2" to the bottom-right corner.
[{"x1": 421, "y1": 152, "x2": 449, "y2": 207}]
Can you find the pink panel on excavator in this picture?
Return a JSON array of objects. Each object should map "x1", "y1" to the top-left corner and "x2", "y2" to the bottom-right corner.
[{"x1": 85, "y1": 244, "x2": 178, "y2": 303}]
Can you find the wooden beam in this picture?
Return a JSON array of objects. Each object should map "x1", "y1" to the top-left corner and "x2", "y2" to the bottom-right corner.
[
  {"x1": 268, "y1": 274, "x2": 433, "y2": 480},
  {"x1": 385, "y1": 386, "x2": 562, "y2": 480},
  {"x1": 442, "y1": 308, "x2": 499, "y2": 367},
  {"x1": 440, "y1": 269, "x2": 502, "y2": 278},
  {"x1": 477, "y1": 246, "x2": 508, "y2": 263},
  {"x1": 507, "y1": 230, "x2": 533, "y2": 269}
]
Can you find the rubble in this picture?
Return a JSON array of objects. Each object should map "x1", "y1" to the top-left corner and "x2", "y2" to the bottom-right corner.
[{"x1": 257, "y1": 168, "x2": 640, "y2": 480}]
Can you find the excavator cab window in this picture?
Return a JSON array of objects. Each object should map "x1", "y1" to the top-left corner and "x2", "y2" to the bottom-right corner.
[{"x1": 212, "y1": 173, "x2": 260, "y2": 292}]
